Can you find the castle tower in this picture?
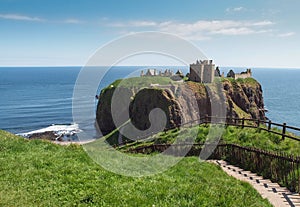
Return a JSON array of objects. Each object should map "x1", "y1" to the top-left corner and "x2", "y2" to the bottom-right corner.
[
  {"x1": 247, "y1": 69, "x2": 252, "y2": 77},
  {"x1": 189, "y1": 59, "x2": 215, "y2": 83}
]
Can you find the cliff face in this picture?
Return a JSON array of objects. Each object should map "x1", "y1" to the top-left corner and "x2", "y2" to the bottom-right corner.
[
  {"x1": 96, "y1": 78, "x2": 265, "y2": 136},
  {"x1": 129, "y1": 88, "x2": 182, "y2": 131},
  {"x1": 222, "y1": 79, "x2": 265, "y2": 120},
  {"x1": 96, "y1": 86, "x2": 134, "y2": 136}
]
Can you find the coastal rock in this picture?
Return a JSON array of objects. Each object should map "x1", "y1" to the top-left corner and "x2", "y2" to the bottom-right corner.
[
  {"x1": 27, "y1": 131, "x2": 63, "y2": 141},
  {"x1": 129, "y1": 88, "x2": 182, "y2": 131},
  {"x1": 223, "y1": 79, "x2": 265, "y2": 120},
  {"x1": 96, "y1": 86, "x2": 134, "y2": 136},
  {"x1": 96, "y1": 78, "x2": 266, "y2": 136}
]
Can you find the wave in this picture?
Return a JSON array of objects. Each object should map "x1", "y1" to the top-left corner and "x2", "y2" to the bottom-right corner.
[{"x1": 17, "y1": 123, "x2": 82, "y2": 140}]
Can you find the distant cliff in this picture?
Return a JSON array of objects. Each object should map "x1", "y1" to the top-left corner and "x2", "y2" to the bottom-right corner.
[{"x1": 96, "y1": 77, "x2": 265, "y2": 136}]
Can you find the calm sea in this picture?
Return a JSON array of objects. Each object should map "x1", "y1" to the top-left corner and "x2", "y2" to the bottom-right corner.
[{"x1": 0, "y1": 66, "x2": 299, "y2": 137}]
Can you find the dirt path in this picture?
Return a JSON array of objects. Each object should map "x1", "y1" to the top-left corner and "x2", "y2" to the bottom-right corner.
[
  {"x1": 209, "y1": 160, "x2": 300, "y2": 207},
  {"x1": 52, "y1": 139, "x2": 96, "y2": 145}
]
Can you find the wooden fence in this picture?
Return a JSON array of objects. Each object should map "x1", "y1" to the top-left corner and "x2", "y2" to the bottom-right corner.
[
  {"x1": 117, "y1": 115, "x2": 300, "y2": 144},
  {"x1": 127, "y1": 143, "x2": 300, "y2": 193},
  {"x1": 181, "y1": 115, "x2": 300, "y2": 141},
  {"x1": 115, "y1": 115, "x2": 300, "y2": 192}
]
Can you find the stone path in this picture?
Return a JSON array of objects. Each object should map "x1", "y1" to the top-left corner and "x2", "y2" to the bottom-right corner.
[{"x1": 209, "y1": 160, "x2": 300, "y2": 207}]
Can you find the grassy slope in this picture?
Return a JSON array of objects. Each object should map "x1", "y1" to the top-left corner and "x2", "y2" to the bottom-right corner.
[
  {"x1": 0, "y1": 130, "x2": 271, "y2": 207},
  {"x1": 222, "y1": 126, "x2": 300, "y2": 155},
  {"x1": 115, "y1": 125, "x2": 300, "y2": 156}
]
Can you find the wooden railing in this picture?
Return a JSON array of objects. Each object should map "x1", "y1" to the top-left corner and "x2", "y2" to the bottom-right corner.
[
  {"x1": 114, "y1": 116, "x2": 300, "y2": 192},
  {"x1": 112, "y1": 115, "x2": 300, "y2": 192},
  {"x1": 178, "y1": 115, "x2": 300, "y2": 142},
  {"x1": 126, "y1": 143, "x2": 300, "y2": 193},
  {"x1": 115, "y1": 115, "x2": 300, "y2": 147}
]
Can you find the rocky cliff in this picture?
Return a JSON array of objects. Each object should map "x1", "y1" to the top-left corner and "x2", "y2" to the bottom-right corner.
[{"x1": 96, "y1": 77, "x2": 265, "y2": 136}]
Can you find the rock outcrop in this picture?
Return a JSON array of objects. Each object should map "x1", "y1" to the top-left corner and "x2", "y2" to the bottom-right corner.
[
  {"x1": 96, "y1": 78, "x2": 265, "y2": 136},
  {"x1": 96, "y1": 86, "x2": 134, "y2": 136},
  {"x1": 129, "y1": 88, "x2": 182, "y2": 131},
  {"x1": 222, "y1": 79, "x2": 265, "y2": 120}
]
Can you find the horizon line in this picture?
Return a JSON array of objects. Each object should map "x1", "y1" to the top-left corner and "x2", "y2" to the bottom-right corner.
[{"x1": 0, "y1": 65, "x2": 300, "y2": 69}]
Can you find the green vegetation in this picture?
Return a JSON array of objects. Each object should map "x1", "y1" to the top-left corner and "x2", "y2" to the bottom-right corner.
[
  {"x1": 222, "y1": 126, "x2": 300, "y2": 155},
  {"x1": 221, "y1": 77, "x2": 258, "y2": 86},
  {"x1": 114, "y1": 125, "x2": 300, "y2": 156},
  {"x1": 236, "y1": 77, "x2": 259, "y2": 85},
  {"x1": 102, "y1": 76, "x2": 175, "y2": 91},
  {"x1": 0, "y1": 130, "x2": 271, "y2": 206}
]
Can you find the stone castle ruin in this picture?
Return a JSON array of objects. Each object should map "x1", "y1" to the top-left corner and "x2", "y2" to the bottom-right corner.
[
  {"x1": 189, "y1": 60, "x2": 216, "y2": 83},
  {"x1": 190, "y1": 60, "x2": 253, "y2": 83},
  {"x1": 227, "y1": 69, "x2": 252, "y2": 80},
  {"x1": 140, "y1": 69, "x2": 174, "y2": 77},
  {"x1": 139, "y1": 60, "x2": 252, "y2": 83}
]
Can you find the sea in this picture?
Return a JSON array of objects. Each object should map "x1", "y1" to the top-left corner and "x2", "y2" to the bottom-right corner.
[{"x1": 0, "y1": 66, "x2": 299, "y2": 139}]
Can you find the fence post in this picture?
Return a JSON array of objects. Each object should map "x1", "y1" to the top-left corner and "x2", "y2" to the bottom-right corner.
[
  {"x1": 268, "y1": 120, "x2": 272, "y2": 132},
  {"x1": 242, "y1": 118, "x2": 245, "y2": 128},
  {"x1": 282, "y1": 123, "x2": 286, "y2": 140},
  {"x1": 257, "y1": 119, "x2": 260, "y2": 128},
  {"x1": 298, "y1": 174, "x2": 300, "y2": 194}
]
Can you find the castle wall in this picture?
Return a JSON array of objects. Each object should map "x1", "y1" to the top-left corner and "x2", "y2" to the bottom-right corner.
[
  {"x1": 190, "y1": 61, "x2": 214, "y2": 83},
  {"x1": 190, "y1": 64, "x2": 202, "y2": 82},
  {"x1": 234, "y1": 69, "x2": 252, "y2": 79},
  {"x1": 203, "y1": 64, "x2": 214, "y2": 83},
  {"x1": 234, "y1": 73, "x2": 251, "y2": 79}
]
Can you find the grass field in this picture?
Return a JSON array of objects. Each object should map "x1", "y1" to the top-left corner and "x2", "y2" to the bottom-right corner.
[{"x1": 0, "y1": 130, "x2": 271, "y2": 206}]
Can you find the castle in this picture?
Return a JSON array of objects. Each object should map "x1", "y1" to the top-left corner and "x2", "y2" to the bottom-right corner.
[
  {"x1": 140, "y1": 69, "x2": 176, "y2": 77},
  {"x1": 140, "y1": 60, "x2": 252, "y2": 83},
  {"x1": 189, "y1": 60, "x2": 253, "y2": 83},
  {"x1": 189, "y1": 60, "x2": 216, "y2": 83},
  {"x1": 227, "y1": 69, "x2": 252, "y2": 79}
]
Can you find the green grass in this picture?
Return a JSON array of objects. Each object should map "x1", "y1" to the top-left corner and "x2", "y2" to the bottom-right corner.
[
  {"x1": 236, "y1": 77, "x2": 258, "y2": 85},
  {"x1": 222, "y1": 126, "x2": 300, "y2": 155},
  {"x1": 0, "y1": 130, "x2": 271, "y2": 206},
  {"x1": 115, "y1": 125, "x2": 300, "y2": 156},
  {"x1": 102, "y1": 76, "x2": 176, "y2": 92},
  {"x1": 221, "y1": 77, "x2": 258, "y2": 86}
]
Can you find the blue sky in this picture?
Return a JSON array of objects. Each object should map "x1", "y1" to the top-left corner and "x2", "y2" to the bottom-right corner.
[{"x1": 0, "y1": 0, "x2": 299, "y2": 68}]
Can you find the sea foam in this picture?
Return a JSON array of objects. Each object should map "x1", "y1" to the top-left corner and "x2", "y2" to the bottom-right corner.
[{"x1": 18, "y1": 123, "x2": 82, "y2": 140}]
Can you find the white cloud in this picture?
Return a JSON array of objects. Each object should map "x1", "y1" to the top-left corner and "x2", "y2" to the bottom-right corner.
[
  {"x1": 130, "y1": 21, "x2": 157, "y2": 27},
  {"x1": 212, "y1": 27, "x2": 255, "y2": 35},
  {"x1": 251, "y1": 21, "x2": 274, "y2": 26},
  {"x1": 109, "y1": 20, "x2": 157, "y2": 27},
  {"x1": 107, "y1": 19, "x2": 277, "y2": 40},
  {"x1": 277, "y1": 32, "x2": 295, "y2": 37},
  {"x1": 62, "y1": 18, "x2": 84, "y2": 24},
  {"x1": 0, "y1": 13, "x2": 86, "y2": 24},
  {"x1": 226, "y1": 7, "x2": 246, "y2": 13},
  {"x1": 158, "y1": 20, "x2": 274, "y2": 39},
  {"x1": 234, "y1": 7, "x2": 244, "y2": 11},
  {"x1": 0, "y1": 13, "x2": 44, "y2": 21}
]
